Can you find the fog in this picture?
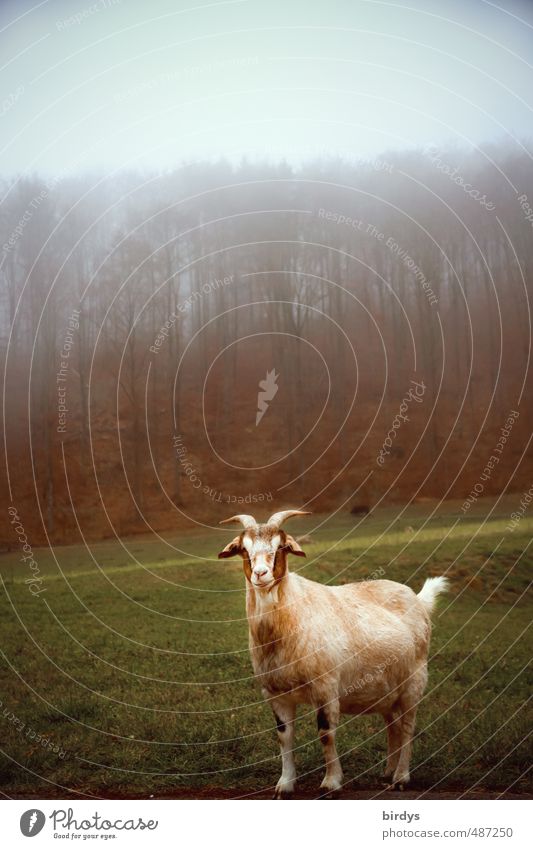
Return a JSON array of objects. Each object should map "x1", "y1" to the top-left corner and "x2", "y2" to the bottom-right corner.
[
  {"x1": 1, "y1": 0, "x2": 532, "y2": 176},
  {"x1": 1, "y1": 0, "x2": 533, "y2": 541}
]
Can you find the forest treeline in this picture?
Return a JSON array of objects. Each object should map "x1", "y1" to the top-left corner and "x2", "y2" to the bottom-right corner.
[{"x1": 1, "y1": 143, "x2": 532, "y2": 543}]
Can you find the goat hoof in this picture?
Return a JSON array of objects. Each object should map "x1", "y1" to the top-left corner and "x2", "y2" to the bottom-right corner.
[
  {"x1": 386, "y1": 778, "x2": 409, "y2": 792},
  {"x1": 273, "y1": 787, "x2": 294, "y2": 800},
  {"x1": 318, "y1": 788, "x2": 341, "y2": 799}
]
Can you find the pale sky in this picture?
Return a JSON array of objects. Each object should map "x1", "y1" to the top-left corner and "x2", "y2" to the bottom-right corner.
[{"x1": 1, "y1": 0, "x2": 532, "y2": 177}]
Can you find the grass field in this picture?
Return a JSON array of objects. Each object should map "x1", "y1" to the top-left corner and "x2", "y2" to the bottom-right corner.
[{"x1": 0, "y1": 496, "x2": 531, "y2": 799}]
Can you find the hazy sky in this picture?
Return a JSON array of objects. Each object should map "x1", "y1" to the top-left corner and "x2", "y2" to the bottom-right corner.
[{"x1": 1, "y1": 0, "x2": 532, "y2": 176}]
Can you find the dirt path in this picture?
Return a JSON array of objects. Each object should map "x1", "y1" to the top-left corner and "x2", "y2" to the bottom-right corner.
[
  {"x1": 141, "y1": 786, "x2": 532, "y2": 800},
  {"x1": 8, "y1": 782, "x2": 531, "y2": 800}
]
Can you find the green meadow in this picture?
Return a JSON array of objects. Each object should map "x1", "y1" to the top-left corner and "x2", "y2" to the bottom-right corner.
[{"x1": 0, "y1": 497, "x2": 531, "y2": 798}]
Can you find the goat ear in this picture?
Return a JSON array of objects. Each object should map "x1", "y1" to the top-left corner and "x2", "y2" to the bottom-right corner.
[
  {"x1": 218, "y1": 536, "x2": 242, "y2": 559},
  {"x1": 284, "y1": 533, "x2": 306, "y2": 557}
]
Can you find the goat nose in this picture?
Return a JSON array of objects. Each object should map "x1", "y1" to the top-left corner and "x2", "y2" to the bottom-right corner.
[{"x1": 254, "y1": 567, "x2": 268, "y2": 577}]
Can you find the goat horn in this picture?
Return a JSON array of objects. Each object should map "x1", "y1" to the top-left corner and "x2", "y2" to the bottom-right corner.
[
  {"x1": 219, "y1": 514, "x2": 258, "y2": 530},
  {"x1": 267, "y1": 509, "x2": 311, "y2": 529}
]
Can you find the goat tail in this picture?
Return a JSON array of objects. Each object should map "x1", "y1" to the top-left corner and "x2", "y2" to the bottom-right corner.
[{"x1": 418, "y1": 576, "x2": 449, "y2": 615}]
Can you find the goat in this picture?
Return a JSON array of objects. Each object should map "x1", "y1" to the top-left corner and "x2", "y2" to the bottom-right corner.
[{"x1": 218, "y1": 509, "x2": 448, "y2": 798}]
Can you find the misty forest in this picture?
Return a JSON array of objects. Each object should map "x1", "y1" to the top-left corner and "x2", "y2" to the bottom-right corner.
[{"x1": 1, "y1": 143, "x2": 532, "y2": 544}]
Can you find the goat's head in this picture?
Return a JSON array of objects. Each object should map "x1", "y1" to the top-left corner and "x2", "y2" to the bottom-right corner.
[{"x1": 217, "y1": 509, "x2": 310, "y2": 590}]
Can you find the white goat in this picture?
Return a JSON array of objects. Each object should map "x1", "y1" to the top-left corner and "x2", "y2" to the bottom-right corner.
[{"x1": 218, "y1": 509, "x2": 448, "y2": 798}]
